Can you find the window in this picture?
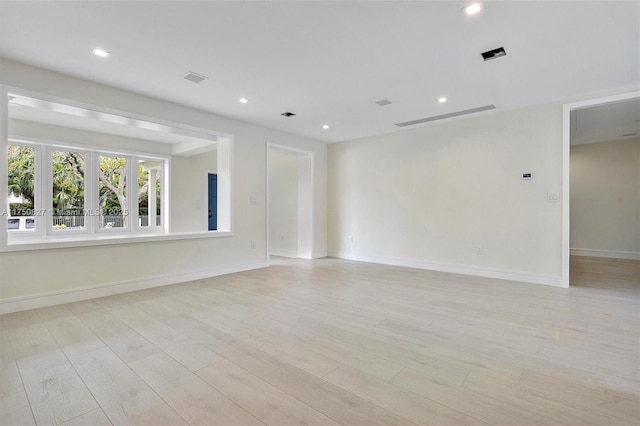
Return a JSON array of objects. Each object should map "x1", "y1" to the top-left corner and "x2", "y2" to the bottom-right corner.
[
  {"x1": 138, "y1": 159, "x2": 162, "y2": 228},
  {"x1": 99, "y1": 155, "x2": 127, "y2": 229},
  {"x1": 7, "y1": 218, "x2": 19, "y2": 230},
  {"x1": 7, "y1": 144, "x2": 36, "y2": 233},
  {"x1": 52, "y1": 150, "x2": 86, "y2": 231},
  {"x1": 5, "y1": 139, "x2": 168, "y2": 241}
]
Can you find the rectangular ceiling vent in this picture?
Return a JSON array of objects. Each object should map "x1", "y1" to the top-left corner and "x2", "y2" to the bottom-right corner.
[
  {"x1": 482, "y1": 47, "x2": 506, "y2": 61},
  {"x1": 280, "y1": 112, "x2": 296, "y2": 117},
  {"x1": 182, "y1": 71, "x2": 208, "y2": 84},
  {"x1": 375, "y1": 99, "x2": 392, "y2": 106},
  {"x1": 395, "y1": 105, "x2": 496, "y2": 127}
]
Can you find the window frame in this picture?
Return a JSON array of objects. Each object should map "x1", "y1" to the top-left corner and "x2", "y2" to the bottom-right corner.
[
  {"x1": 95, "y1": 152, "x2": 132, "y2": 234},
  {"x1": 6, "y1": 140, "x2": 44, "y2": 241},
  {"x1": 135, "y1": 157, "x2": 165, "y2": 232},
  {"x1": 6, "y1": 136, "x2": 170, "y2": 244},
  {"x1": 47, "y1": 146, "x2": 91, "y2": 237}
]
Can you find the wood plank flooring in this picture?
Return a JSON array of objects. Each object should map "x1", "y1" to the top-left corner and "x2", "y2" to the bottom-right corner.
[{"x1": 1, "y1": 256, "x2": 638, "y2": 425}]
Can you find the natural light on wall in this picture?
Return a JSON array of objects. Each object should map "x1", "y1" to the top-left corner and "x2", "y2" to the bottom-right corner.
[{"x1": 1, "y1": 88, "x2": 233, "y2": 250}]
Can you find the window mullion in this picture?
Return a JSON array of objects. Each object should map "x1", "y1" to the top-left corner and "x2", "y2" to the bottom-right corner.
[
  {"x1": 43, "y1": 146, "x2": 53, "y2": 236},
  {"x1": 85, "y1": 152, "x2": 97, "y2": 234},
  {"x1": 163, "y1": 159, "x2": 169, "y2": 232},
  {"x1": 0, "y1": 88, "x2": 7, "y2": 248},
  {"x1": 158, "y1": 163, "x2": 164, "y2": 230},
  {"x1": 128, "y1": 156, "x2": 137, "y2": 232},
  {"x1": 34, "y1": 145, "x2": 45, "y2": 239}
]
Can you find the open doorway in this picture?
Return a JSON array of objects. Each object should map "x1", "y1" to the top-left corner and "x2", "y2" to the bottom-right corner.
[
  {"x1": 563, "y1": 91, "x2": 640, "y2": 286},
  {"x1": 266, "y1": 143, "x2": 314, "y2": 260}
]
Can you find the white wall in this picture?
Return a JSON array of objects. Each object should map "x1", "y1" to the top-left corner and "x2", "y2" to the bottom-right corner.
[
  {"x1": 0, "y1": 59, "x2": 327, "y2": 309},
  {"x1": 172, "y1": 150, "x2": 217, "y2": 233},
  {"x1": 570, "y1": 138, "x2": 640, "y2": 259},
  {"x1": 328, "y1": 102, "x2": 565, "y2": 286},
  {"x1": 268, "y1": 150, "x2": 299, "y2": 257}
]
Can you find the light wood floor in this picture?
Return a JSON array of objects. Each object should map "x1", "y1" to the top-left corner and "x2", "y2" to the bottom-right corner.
[{"x1": 1, "y1": 256, "x2": 638, "y2": 425}]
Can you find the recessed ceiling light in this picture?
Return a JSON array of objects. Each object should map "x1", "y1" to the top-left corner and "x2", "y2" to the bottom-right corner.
[
  {"x1": 322, "y1": 124, "x2": 330, "y2": 130},
  {"x1": 464, "y1": 2, "x2": 482, "y2": 16},
  {"x1": 239, "y1": 98, "x2": 248, "y2": 104},
  {"x1": 438, "y1": 97, "x2": 447, "y2": 103},
  {"x1": 92, "y1": 48, "x2": 110, "y2": 58}
]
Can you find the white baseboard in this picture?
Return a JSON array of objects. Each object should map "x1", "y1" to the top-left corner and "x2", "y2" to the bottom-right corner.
[
  {"x1": 570, "y1": 248, "x2": 640, "y2": 260},
  {"x1": 0, "y1": 261, "x2": 269, "y2": 315},
  {"x1": 269, "y1": 249, "x2": 328, "y2": 259},
  {"x1": 269, "y1": 248, "x2": 298, "y2": 258},
  {"x1": 328, "y1": 251, "x2": 567, "y2": 288},
  {"x1": 312, "y1": 251, "x2": 328, "y2": 259}
]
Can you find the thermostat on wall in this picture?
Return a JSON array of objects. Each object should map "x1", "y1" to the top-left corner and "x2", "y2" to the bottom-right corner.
[{"x1": 521, "y1": 172, "x2": 533, "y2": 180}]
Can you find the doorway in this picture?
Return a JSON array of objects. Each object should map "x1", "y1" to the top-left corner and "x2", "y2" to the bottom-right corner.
[
  {"x1": 562, "y1": 91, "x2": 640, "y2": 286},
  {"x1": 266, "y1": 143, "x2": 314, "y2": 260}
]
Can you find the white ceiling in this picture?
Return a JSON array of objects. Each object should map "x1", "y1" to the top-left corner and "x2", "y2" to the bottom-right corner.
[
  {"x1": 571, "y1": 99, "x2": 640, "y2": 145},
  {"x1": 1, "y1": 1, "x2": 639, "y2": 143}
]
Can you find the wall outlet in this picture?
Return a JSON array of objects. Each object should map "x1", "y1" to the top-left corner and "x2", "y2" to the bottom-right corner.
[
  {"x1": 249, "y1": 196, "x2": 257, "y2": 206},
  {"x1": 547, "y1": 193, "x2": 560, "y2": 202},
  {"x1": 476, "y1": 246, "x2": 484, "y2": 255},
  {"x1": 250, "y1": 240, "x2": 255, "y2": 249}
]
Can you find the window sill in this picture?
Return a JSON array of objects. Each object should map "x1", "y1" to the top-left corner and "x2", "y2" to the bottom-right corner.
[{"x1": 2, "y1": 230, "x2": 232, "y2": 252}]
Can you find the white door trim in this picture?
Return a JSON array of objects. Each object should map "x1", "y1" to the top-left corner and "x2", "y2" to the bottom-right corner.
[
  {"x1": 561, "y1": 90, "x2": 640, "y2": 287},
  {"x1": 266, "y1": 142, "x2": 315, "y2": 261}
]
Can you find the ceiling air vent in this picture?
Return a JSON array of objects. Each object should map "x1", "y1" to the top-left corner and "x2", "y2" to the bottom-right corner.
[
  {"x1": 375, "y1": 99, "x2": 392, "y2": 106},
  {"x1": 280, "y1": 112, "x2": 296, "y2": 117},
  {"x1": 395, "y1": 105, "x2": 496, "y2": 127},
  {"x1": 182, "y1": 71, "x2": 208, "y2": 84},
  {"x1": 481, "y1": 47, "x2": 506, "y2": 61},
  {"x1": 621, "y1": 133, "x2": 638, "y2": 137}
]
